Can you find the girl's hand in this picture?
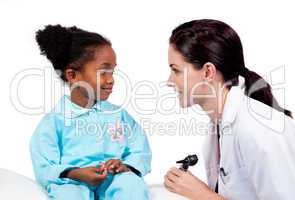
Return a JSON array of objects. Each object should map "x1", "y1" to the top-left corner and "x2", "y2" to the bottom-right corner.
[
  {"x1": 104, "y1": 159, "x2": 130, "y2": 174},
  {"x1": 164, "y1": 167, "x2": 223, "y2": 200},
  {"x1": 67, "y1": 166, "x2": 107, "y2": 186}
]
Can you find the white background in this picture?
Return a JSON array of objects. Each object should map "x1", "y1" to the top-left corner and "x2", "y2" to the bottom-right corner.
[{"x1": 0, "y1": 0, "x2": 294, "y2": 185}]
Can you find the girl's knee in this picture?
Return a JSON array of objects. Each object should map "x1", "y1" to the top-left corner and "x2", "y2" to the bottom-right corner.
[
  {"x1": 97, "y1": 172, "x2": 150, "y2": 200},
  {"x1": 115, "y1": 172, "x2": 146, "y2": 186},
  {"x1": 47, "y1": 183, "x2": 94, "y2": 200}
]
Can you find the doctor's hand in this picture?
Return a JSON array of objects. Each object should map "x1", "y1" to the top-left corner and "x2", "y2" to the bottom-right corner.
[
  {"x1": 66, "y1": 166, "x2": 108, "y2": 186},
  {"x1": 104, "y1": 159, "x2": 130, "y2": 174},
  {"x1": 164, "y1": 167, "x2": 224, "y2": 200}
]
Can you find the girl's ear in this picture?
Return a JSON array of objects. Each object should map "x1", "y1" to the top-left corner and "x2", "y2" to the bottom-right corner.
[
  {"x1": 64, "y1": 68, "x2": 79, "y2": 84},
  {"x1": 203, "y1": 62, "x2": 217, "y2": 82}
]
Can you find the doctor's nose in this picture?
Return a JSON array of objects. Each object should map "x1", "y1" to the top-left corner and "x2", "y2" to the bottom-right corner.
[
  {"x1": 167, "y1": 81, "x2": 175, "y2": 88},
  {"x1": 167, "y1": 75, "x2": 175, "y2": 88}
]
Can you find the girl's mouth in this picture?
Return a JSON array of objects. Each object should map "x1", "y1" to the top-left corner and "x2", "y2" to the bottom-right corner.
[{"x1": 101, "y1": 87, "x2": 113, "y2": 93}]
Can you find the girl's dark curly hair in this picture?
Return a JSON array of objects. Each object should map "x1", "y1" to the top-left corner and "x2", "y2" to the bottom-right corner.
[{"x1": 35, "y1": 24, "x2": 111, "y2": 81}]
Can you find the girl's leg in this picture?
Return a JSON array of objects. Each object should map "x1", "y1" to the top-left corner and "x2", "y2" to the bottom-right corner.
[
  {"x1": 96, "y1": 171, "x2": 150, "y2": 200},
  {"x1": 47, "y1": 183, "x2": 95, "y2": 200}
]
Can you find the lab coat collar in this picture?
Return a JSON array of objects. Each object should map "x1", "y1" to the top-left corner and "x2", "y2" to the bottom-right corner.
[
  {"x1": 220, "y1": 86, "x2": 245, "y2": 129},
  {"x1": 220, "y1": 75, "x2": 246, "y2": 126},
  {"x1": 54, "y1": 95, "x2": 113, "y2": 119}
]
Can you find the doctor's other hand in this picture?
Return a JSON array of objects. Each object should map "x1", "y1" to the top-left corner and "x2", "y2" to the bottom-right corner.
[
  {"x1": 164, "y1": 167, "x2": 224, "y2": 200},
  {"x1": 104, "y1": 159, "x2": 130, "y2": 174},
  {"x1": 66, "y1": 166, "x2": 108, "y2": 186}
]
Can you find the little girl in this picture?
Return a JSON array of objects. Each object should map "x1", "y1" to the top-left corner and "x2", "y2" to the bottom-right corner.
[{"x1": 30, "y1": 25, "x2": 152, "y2": 200}]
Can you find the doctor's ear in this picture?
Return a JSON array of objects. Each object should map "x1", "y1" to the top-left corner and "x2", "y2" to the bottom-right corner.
[{"x1": 202, "y1": 62, "x2": 217, "y2": 82}]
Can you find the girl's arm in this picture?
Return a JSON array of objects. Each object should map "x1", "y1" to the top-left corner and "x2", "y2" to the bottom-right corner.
[
  {"x1": 30, "y1": 114, "x2": 77, "y2": 188},
  {"x1": 120, "y1": 110, "x2": 152, "y2": 177}
]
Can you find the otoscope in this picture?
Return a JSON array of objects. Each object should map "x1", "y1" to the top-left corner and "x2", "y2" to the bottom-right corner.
[{"x1": 176, "y1": 154, "x2": 199, "y2": 171}]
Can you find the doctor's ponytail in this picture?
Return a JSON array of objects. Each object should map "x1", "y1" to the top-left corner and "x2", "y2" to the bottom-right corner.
[
  {"x1": 170, "y1": 19, "x2": 292, "y2": 118},
  {"x1": 240, "y1": 67, "x2": 292, "y2": 117}
]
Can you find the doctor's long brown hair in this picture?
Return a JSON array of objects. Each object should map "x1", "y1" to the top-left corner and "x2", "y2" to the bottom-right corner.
[{"x1": 170, "y1": 19, "x2": 292, "y2": 118}]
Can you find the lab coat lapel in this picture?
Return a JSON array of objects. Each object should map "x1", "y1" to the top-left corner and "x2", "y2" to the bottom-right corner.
[
  {"x1": 202, "y1": 121, "x2": 220, "y2": 190},
  {"x1": 202, "y1": 86, "x2": 245, "y2": 189}
]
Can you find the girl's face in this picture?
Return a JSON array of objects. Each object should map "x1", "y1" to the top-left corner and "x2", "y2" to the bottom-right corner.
[
  {"x1": 168, "y1": 44, "x2": 208, "y2": 107},
  {"x1": 70, "y1": 45, "x2": 117, "y2": 101}
]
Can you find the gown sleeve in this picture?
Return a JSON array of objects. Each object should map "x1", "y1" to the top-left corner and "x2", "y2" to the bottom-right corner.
[
  {"x1": 121, "y1": 110, "x2": 152, "y2": 177},
  {"x1": 30, "y1": 114, "x2": 77, "y2": 188}
]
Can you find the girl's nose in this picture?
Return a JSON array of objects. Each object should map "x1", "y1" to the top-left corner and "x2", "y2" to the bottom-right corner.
[{"x1": 106, "y1": 76, "x2": 114, "y2": 84}]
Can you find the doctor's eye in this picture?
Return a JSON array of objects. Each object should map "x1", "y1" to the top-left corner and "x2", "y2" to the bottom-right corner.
[{"x1": 171, "y1": 68, "x2": 180, "y2": 74}]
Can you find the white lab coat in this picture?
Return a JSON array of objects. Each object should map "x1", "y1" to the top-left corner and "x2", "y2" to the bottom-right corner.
[{"x1": 202, "y1": 86, "x2": 295, "y2": 200}]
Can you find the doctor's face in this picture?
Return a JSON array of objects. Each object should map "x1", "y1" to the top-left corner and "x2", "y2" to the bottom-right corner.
[{"x1": 167, "y1": 44, "x2": 208, "y2": 107}]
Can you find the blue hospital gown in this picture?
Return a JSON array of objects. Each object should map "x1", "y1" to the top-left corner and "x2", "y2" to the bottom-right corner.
[{"x1": 30, "y1": 95, "x2": 152, "y2": 200}]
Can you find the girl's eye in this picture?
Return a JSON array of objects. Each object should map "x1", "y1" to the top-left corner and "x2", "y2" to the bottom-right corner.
[
  {"x1": 106, "y1": 70, "x2": 114, "y2": 75},
  {"x1": 100, "y1": 70, "x2": 114, "y2": 75}
]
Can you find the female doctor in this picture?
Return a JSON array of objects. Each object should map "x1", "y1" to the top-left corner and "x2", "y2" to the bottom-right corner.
[{"x1": 164, "y1": 19, "x2": 295, "y2": 200}]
